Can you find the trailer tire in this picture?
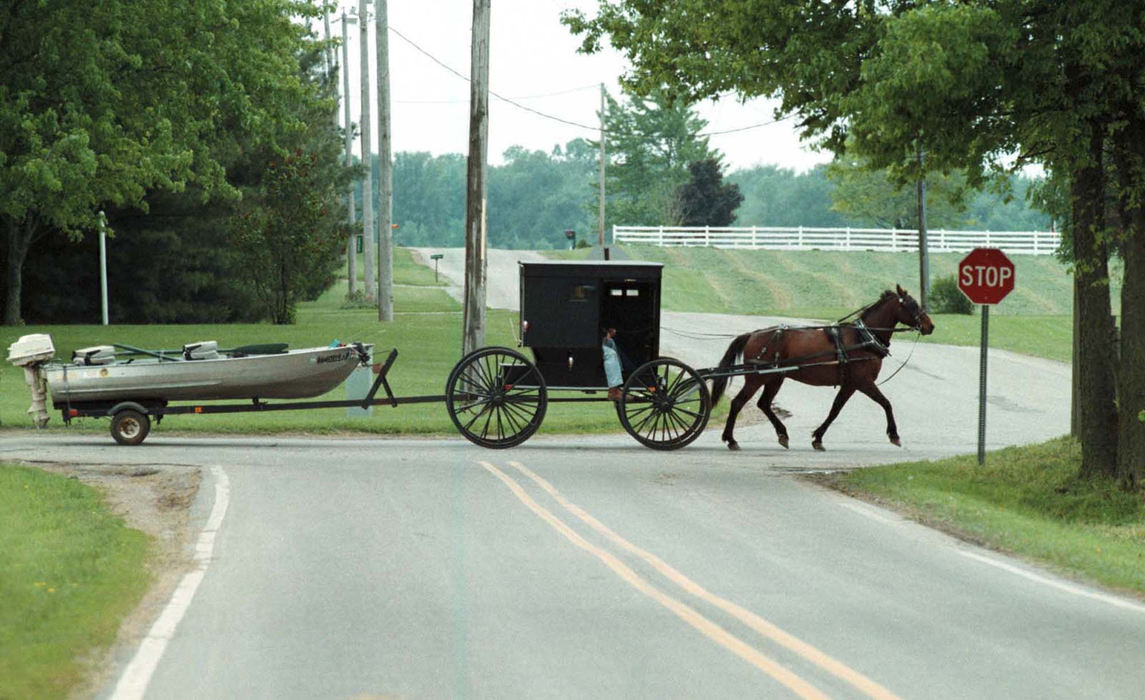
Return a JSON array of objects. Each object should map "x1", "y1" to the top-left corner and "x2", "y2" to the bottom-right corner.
[{"x1": 110, "y1": 409, "x2": 151, "y2": 446}]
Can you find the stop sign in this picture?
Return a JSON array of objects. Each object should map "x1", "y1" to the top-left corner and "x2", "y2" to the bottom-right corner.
[{"x1": 958, "y1": 248, "x2": 1015, "y2": 305}]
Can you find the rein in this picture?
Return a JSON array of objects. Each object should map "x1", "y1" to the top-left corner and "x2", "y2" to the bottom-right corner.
[{"x1": 877, "y1": 330, "x2": 922, "y2": 386}]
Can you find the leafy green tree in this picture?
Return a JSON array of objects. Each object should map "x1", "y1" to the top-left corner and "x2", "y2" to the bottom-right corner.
[
  {"x1": 565, "y1": 0, "x2": 1143, "y2": 487},
  {"x1": 728, "y1": 165, "x2": 850, "y2": 228},
  {"x1": 598, "y1": 89, "x2": 720, "y2": 227},
  {"x1": 231, "y1": 150, "x2": 348, "y2": 324},
  {"x1": 827, "y1": 156, "x2": 968, "y2": 230},
  {"x1": 1, "y1": 0, "x2": 325, "y2": 325},
  {"x1": 677, "y1": 158, "x2": 743, "y2": 227}
]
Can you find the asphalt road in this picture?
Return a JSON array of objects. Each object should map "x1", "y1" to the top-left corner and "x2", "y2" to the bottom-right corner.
[{"x1": 5, "y1": 434, "x2": 1143, "y2": 699}]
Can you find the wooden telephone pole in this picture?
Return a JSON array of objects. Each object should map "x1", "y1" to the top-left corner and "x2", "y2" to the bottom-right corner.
[
  {"x1": 462, "y1": 0, "x2": 490, "y2": 355},
  {"x1": 357, "y1": 0, "x2": 376, "y2": 302},
  {"x1": 376, "y1": 0, "x2": 393, "y2": 321}
]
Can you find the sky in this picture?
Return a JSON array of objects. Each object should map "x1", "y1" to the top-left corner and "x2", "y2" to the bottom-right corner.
[{"x1": 327, "y1": 0, "x2": 834, "y2": 174}]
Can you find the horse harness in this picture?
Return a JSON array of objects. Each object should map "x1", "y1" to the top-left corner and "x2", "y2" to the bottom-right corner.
[{"x1": 746, "y1": 320, "x2": 890, "y2": 384}]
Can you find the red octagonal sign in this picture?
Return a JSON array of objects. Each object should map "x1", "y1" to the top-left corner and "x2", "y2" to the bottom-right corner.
[{"x1": 958, "y1": 248, "x2": 1015, "y2": 305}]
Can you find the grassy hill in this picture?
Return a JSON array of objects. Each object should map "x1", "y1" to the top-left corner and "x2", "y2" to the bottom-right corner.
[{"x1": 556, "y1": 244, "x2": 1111, "y2": 319}]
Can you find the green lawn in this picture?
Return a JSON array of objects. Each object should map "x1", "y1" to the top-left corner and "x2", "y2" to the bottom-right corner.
[
  {"x1": 820, "y1": 438, "x2": 1145, "y2": 597},
  {"x1": 0, "y1": 466, "x2": 151, "y2": 700}
]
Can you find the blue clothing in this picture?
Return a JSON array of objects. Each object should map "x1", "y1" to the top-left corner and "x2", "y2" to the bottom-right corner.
[{"x1": 602, "y1": 337, "x2": 623, "y2": 388}]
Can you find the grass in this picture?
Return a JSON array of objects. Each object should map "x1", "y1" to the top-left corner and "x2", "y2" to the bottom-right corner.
[
  {"x1": 553, "y1": 245, "x2": 1082, "y2": 363},
  {"x1": 0, "y1": 465, "x2": 151, "y2": 699},
  {"x1": 0, "y1": 249, "x2": 621, "y2": 437},
  {"x1": 820, "y1": 438, "x2": 1145, "y2": 596}
]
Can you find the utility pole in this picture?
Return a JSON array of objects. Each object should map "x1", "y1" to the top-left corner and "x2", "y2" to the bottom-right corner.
[
  {"x1": 462, "y1": 0, "x2": 490, "y2": 356},
  {"x1": 916, "y1": 141, "x2": 930, "y2": 310},
  {"x1": 598, "y1": 83, "x2": 606, "y2": 250},
  {"x1": 341, "y1": 11, "x2": 357, "y2": 299},
  {"x1": 358, "y1": 0, "x2": 376, "y2": 302},
  {"x1": 376, "y1": 0, "x2": 393, "y2": 321}
]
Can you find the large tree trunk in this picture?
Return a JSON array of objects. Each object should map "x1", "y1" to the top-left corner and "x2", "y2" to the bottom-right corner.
[
  {"x1": 1114, "y1": 122, "x2": 1145, "y2": 490},
  {"x1": 1119, "y1": 224, "x2": 1145, "y2": 489},
  {"x1": 4, "y1": 217, "x2": 36, "y2": 326},
  {"x1": 1071, "y1": 129, "x2": 1119, "y2": 479}
]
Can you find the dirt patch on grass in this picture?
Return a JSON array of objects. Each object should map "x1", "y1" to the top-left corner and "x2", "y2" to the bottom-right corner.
[{"x1": 27, "y1": 461, "x2": 201, "y2": 699}]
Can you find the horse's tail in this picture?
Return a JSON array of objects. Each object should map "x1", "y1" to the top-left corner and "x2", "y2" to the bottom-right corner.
[{"x1": 710, "y1": 333, "x2": 751, "y2": 405}]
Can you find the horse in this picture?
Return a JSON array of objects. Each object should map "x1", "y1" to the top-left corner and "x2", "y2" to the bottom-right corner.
[{"x1": 709, "y1": 285, "x2": 935, "y2": 451}]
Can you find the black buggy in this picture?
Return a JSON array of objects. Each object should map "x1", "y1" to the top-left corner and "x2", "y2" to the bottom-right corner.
[{"x1": 444, "y1": 260, "x2": 712, "y2": 450}]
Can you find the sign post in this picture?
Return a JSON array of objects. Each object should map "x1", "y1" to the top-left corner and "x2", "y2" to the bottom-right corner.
[{"x1": 958, "y1": 248, "x2": 1015, "y2": 464}]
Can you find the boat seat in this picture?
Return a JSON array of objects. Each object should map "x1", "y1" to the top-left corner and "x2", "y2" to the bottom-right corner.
[{"x1": 183, "y1": 341, "x2": 220, "y2": 360}]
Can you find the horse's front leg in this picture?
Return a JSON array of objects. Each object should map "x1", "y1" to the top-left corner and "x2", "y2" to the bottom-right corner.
[
  {"x1": 858, "y1": 383, "x2": 900, "y2": 446},
  {"x1": 811, "y1": 386, "x2": 856, "y2": 451}
]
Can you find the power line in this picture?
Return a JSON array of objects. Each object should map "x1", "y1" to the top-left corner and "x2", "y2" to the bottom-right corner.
[
  {"x1": 389, "y1": 25, "x2": 603, "y2": 132},
  {"x1": 388, "y1": 24, "x2": 788, "y2": 139}
]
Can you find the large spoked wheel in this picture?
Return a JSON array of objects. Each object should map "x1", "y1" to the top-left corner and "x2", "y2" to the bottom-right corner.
[
  {"x1": 446, "y1": 347, "x2": 547, "y2": 448},
  {"x1": 619, "y1": 358, "x2": 710, "y2": 450},
  {"x1": 110, "y1": 409, "x2": 151, "y2": 446}
]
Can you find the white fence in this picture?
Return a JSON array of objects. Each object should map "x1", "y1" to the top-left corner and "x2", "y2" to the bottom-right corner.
[{"x1": 612, "y1": 225, "x2": 1061, "y2": 256}]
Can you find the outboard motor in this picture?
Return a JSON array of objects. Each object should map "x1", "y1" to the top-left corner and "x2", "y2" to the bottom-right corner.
[{"x1": 6, "y1": 334, "x2": 56, "y2": 428}]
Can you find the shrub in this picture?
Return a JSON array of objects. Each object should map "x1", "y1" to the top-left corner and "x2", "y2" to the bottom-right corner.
[{"x1": 928, "y1": 275, "x2": 974, "y2": 314}]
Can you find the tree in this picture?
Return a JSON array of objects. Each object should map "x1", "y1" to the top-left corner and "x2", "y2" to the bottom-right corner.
[
  {"x1": 597, "y1": 88, "x2": 721, "y2": 226},
  {"x1": 677, "y1": 158, "x2": 743, "y2": 227},
  {"x1": 230, "y1": 151, "x2": 348, "y2": 323},
  {"x1": 565, "y1": 0, "x2": 1144, "y2": 488},
  {"x1": 827, "y1": 157, "x2": 969, "y2": 230},
  {"x1": 1, "y1": 0, "x2": 326, "y2": 325}
]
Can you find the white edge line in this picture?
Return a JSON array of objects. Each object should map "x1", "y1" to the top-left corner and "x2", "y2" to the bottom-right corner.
[
  {"x1": 837, "y1": 500, "x2": 899, "y2": 525},
  {"x1": 838, "y1": 500, "x2": 1145, "y2": 614},
  {"x1": 957, "y1": 549, "x2": 1145, "y2": 614},
  {"x1": 111, "y1": 465, "x2": 231, "y2": 700}
]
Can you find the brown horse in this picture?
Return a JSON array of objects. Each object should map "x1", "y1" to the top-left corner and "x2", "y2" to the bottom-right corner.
[{"x1": 709, "y1": 285, "x2": 935, "y2": 451}]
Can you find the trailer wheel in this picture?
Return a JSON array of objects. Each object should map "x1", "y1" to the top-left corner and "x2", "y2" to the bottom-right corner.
[
  {"x1": 446, "y1": 347, "x2": 547, "y2": 448},
  {"x1": 110, "y1": 409, "x2": 151, "y2": 446},
  {"x1": 619, "y1": 358, "x2": 710, "y2": 450}
]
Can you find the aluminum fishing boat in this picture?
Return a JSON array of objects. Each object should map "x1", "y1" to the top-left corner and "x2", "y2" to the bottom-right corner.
[{"x1": 41, "y1": 339, "x2": 372, "y2": 405}]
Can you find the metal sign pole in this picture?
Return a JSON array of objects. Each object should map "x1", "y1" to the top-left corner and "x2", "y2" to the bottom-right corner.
[
  {"x1": 99, "y1": 210, "x2": 109, "y2": 326},
  {"x1": 977, "y1": 304, "x2": 989, "y2": 465}
]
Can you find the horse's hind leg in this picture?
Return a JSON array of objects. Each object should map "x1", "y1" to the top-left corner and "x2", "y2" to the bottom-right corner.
[
  {"x1": 811, "y1": 386, "x2": 856, "y2": 451},
  {"x1": 858, "y1": 383, "x2": 901, "y2": 446},
  {"x1": 722, "y1": 377, "x2": 762, "y2": 451},
  {"x1": 755, "y1": 377, "x2": 789, "y2": 448}
]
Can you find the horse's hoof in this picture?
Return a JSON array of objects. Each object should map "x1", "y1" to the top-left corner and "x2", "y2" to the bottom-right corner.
[
  {"x1": 778, "y1": 435, "x2": 789, "y2": 449},
  {"x1": 889, "y1": 436, "x2": 902, "y2": 447},
  {"x1": 812, "y1": 440, "x2": 825, "y2": 452},
  {"x1": 726, "y1": 441, "x2": 740, "y2": 451}
]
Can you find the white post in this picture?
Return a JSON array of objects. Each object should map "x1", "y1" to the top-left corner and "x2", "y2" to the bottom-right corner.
[{"x1": 99, "y1": 210, "x2": 108, "y2": 326}]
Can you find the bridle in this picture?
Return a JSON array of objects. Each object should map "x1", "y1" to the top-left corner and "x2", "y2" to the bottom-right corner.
[{"x1": 839, "y1": 292, "x2": 927, "y2": 334}]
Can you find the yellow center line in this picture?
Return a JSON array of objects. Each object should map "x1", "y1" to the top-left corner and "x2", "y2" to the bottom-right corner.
[
  {"x1": 508, "y1": 460, "x2": 903, "y2": 700},
  {"x1": 478, "y1": 460, "x2": 830, "y2": 700}
]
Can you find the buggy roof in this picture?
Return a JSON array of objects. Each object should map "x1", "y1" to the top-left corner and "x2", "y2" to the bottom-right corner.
[{"x1": 518, "y1": 260, "x2": 663, "y2": 281}]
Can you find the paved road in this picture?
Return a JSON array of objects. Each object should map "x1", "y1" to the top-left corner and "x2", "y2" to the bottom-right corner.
[{"x1": 5, "y1": 434, "x2": 1143, "y2": 699}]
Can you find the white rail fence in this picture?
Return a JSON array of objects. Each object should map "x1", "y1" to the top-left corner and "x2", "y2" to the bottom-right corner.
[{"x1": 612, "y1": 225, "x2": 1061, "y2": 256}]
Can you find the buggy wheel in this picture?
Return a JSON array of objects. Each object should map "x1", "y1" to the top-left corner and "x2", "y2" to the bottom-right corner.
[
  {"x1": 110, "y1": 409, "x2": 151, "y2": 446},
  {"x1": 619, "y1": 358, "x2": 710, "y2": 450},
  {"x1": 446, "y1": 347, "x2": 547, "y2": 448}
]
